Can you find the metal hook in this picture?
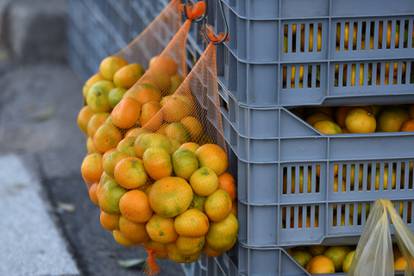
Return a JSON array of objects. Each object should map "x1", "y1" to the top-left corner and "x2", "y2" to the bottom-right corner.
[
  {"x1": 183, "y1": 0, "x2": 207, "y2": 22},
  {"x1": 201, "y1": 0, "x2": 229, "y2": 44}
]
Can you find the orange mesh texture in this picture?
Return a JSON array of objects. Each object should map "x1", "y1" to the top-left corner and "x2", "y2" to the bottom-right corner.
[
  {"x1": 185, "y1": 1, "x2": 207, "y2": 20},
  {"x1": 110, "y1": 18, "x2": 192, "y2": 131},
  {"x1": 111, "y1": 16, "x2": 195, "y2": 130},
  {"x1": 92, "y1": 0, "x2": 224, "y2": 148},
  {"x1": 144, "y1": 249, "x2": 160, "y2": 276},
  {"x1": 116, "y1": 0, "x2": 181, "y2": 67},
  {"x1": 141, "y1": 42, "x2": 227, "y2": 151},
  {"x1": 131, "y1": 20, "x2": 191, "y2": 94},
  {"x1": 205, "y1": 25, "x2": 228, "y2": 44}
]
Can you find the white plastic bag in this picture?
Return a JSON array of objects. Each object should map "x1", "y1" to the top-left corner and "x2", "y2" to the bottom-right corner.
[{"x1": 349, "y1": 199, "x2": 414, "y2": 276}]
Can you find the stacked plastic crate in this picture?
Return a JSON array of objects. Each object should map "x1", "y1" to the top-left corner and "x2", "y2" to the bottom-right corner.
[{"x1": 210, "y1": 0, "x2": 414, "y2": 275}]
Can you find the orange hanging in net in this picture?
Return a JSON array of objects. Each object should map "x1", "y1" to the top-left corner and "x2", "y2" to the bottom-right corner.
[
  {"x1": 79, "y1": 0, "x2": 183, "y2": 195},
  {"x1": 78, "y1": 1, "x2": 237, "y2": 274},
  {"x1": 144, "y1": 248, "x2": 160, "y2": 276},
  {"x1": 111, "y1": 20, "x2": 191, "y2": 130},
  {"x1": 141, "y1": 42, "x2": 227, "y2": 151},
  {"x1": 136, "y1": 40, "x2": 237, "y2": 274}
]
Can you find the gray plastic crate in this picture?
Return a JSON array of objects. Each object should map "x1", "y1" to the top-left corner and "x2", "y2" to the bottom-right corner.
[
  {"x1": 237, "y1": 199, "x2": 413, "y2": 247},
  {"x1": 181, "y1": 140, "x2": 413, "y2": 275},
  {"x1": 182, "y1": 247, "x2": 326, "y2": 276},
  {"x1": 182, "y1": 253, "x2": 239, "y2": 276},
  {"x1": 215, "y1": 92, "x2": 414, "y2": 248},
  {"x1": 196, "y1": 86, "x2": 413, "y2": 272},
  {"x1": 222, "y1": 0, "x2": 413, "y2": 20},
  {"x1": 220, "y1": 90, "x2": 414, "y2": 161},
  {"x1": 215, "y1": 0, "x2": 414, "y2": 106}
]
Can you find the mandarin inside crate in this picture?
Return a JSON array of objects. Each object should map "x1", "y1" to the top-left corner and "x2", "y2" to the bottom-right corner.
[
  {"x1": 200, "y1": 53, "x2": 414, "y2": 276},
  {"x1": 216, "y1": 0, "x2": 414, "y2": 106},
  {"x1": 218, "y1": 89, "x2": 414, "y2": 271},
  {"x1": 210, "y1": 140, "x2": 414, "y2": 275}
]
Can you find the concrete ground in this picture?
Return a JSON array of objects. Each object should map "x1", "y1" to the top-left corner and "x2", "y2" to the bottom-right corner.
[{"x1": 0, "y1": 154, "x2": 78, "y2": 276}]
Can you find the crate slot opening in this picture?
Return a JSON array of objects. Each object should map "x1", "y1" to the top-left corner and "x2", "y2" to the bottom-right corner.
[
  {"x1": 330, "y1": 160, "x2": 414, "y2": 193},
  {"x1": 335, "y1": 18, "x2": 414, "y2": 51},
  {"x1": 282, "y1": 205, "x2": 320, "y2": 229},
  {"x1": 283, "y1": 22, "x2": 323, "y2": 54},
  {"x1": 282, "y1": 164, "x2": 322, "y2": 195}
]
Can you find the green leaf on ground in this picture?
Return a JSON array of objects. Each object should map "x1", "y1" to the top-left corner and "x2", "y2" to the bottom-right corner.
[
  {"x1": 56, "y1": 202, "x2": 75, "y2": 213},
  {"x1": 118, "y1": 258, "x2": 146, "y2": 269},
  {"x1": 30, "y1": 106, "x2": 55, "y2": 122}
]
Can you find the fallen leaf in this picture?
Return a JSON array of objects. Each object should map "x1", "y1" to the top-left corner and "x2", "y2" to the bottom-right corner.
[
  {"x1": 118, "y1": 258, "x2": 146, "y2": 269},
  {"x1": 0, "y1": 48, "x2": 9, "y2": 61},
  {"x1": 57, "y1": 202, "x2": 75, "y2": 213},
  {"x1": 31, "y1": 106, "x2": 55, "y2": 122}
]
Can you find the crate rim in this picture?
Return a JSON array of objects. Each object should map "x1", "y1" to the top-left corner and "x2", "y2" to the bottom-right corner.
[
  {"x1": 219, "y1": 93, "x2": 414, "y2": 141},
  {"x1": 222, "y1": 41, "x2": 414, "y2": 65},
  {"x1": 220, "y1": 0, "x2": 414, "y2": 21}
]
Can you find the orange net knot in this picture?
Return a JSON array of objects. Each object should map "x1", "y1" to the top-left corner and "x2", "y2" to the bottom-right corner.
[
  {"x1": 205, "y1": 25, "x2": 229, "y2": 44},
  {"x1": 144, "y1": 248, "x2": 160, "y2": 276},
  {"x1": 184, "y1": 1, "x2": 206, "y2": 21}
]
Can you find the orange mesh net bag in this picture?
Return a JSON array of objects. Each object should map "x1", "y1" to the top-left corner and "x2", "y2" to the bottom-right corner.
[
  {"x1": 135, "y1": 38, "x2": 238, "y2": 275},
  {"x1": 140, "y1": 42, "x2": 226, "y2": 145},
  {"x1": 77, "y1": 0, "x2": 182, "y2": 152},
  {"x1": 78, "y1": 1, "x2": 238, "y2": 274}
]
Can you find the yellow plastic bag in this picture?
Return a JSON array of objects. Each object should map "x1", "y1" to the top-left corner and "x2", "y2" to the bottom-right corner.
[{"x1": 349, "y1": 199, "x2": 414, "y2": 276}]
